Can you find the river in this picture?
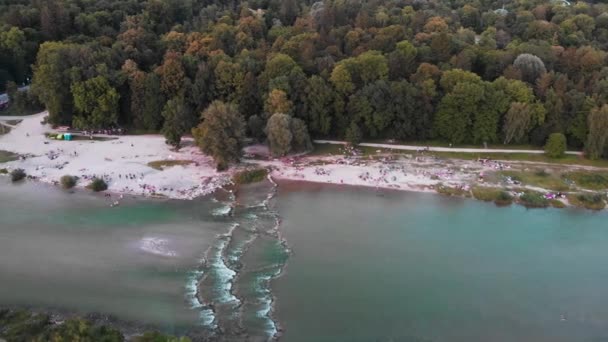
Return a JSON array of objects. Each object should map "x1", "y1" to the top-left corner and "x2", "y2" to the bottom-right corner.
[{"x1": 1, "y1": 179, "x2": 608, "y2": 341}]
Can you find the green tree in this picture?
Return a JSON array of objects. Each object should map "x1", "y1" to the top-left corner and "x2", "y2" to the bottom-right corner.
[
  {"x1": 586, "y1": 105, "x2": 608, "y2": 160},
  {"x1": 161, "y1": 96, "x2": 193, "y2": 149},
  {"x1": 434, "y1": 81, "x2": 483, "y2": 145},
  {"x1": 248, "y1": 115, "x2": 265, "y2": 142},
  {"x1": 345, "y1": 122, "x2": 362, "y2": 146},
  {"x1": 290, "y1": 118, "x2": 312, "y2": 153},
  {"x1": 31, "y1": 42, "x2": 78, "y2": 125},
  {"x1": 141, "y1": 73, "x2": 165, "y2": 131},
  {"x1": 513, "y1": 53, "x2": 546, "y2": 84},
  {"x1": 544, "y1": 133, "x2": 567, "y2": 158},
  {"x1": 192, "y1": 101, "x2": 246, "y2": 170},
  {"x1": 439, "y1": 69, "x2": 481, "y2": 93},
  {"x1": 71, "y1": 76, "x2": 120, "y2": 129},
  {"x1": 305, "y1": 75, "x2": 333, "y2": 136},
  {"x1": 387, "y1": 40, "x2": 417, "y2": 80},
  {"x1": 503, "y1": 102, "x2": 546, "y2": 144},
  {"x1": 156, "y1": 51, "x2": 186, "y2": 98},
  {"x1": 265, "y1": 89, "x2": 293, "y2": 117},
  {"x1": 266, "y1": 113, "x2": 293, "y2": 157}
]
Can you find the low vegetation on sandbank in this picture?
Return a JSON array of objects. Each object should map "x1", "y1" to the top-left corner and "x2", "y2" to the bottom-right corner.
[
  {"x1": 0, "y1": 150, "x2": 18, "y2": 163},
  {"x1": 493, "y1": 169, "x2": 608, "y2": 192},
  {"x1": 434, "y1": 184, "x2": 607, "y2": 211},
  {"x1": 87, "y1": 178, "x2": 108, "y2": 192},
  {"x1": 435, "y1": 184, "x2": 471, "y2": 198},
  {"x1": 10, "y1": 168, "x2": 25, "y2": 182},
  {"x1": 147, "y1": 159, "x2": 194, "y2": 170},
  {"x1": 60, "y1": 175, "x2": 77, "y2": 189},
  {"x1": 233, "y1": 168, "x2": 269, "y2": 185},
  {"x1": 472, "y1": 187, "x2": 514, "y2": 206},
  {"x1": 567, "y1": 193, "x2": 607, "y2": 211}
]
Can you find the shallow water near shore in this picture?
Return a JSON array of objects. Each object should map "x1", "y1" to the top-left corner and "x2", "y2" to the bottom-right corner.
[{"x1": 2, "y1": 179, "x2": 608, "y2": 341}]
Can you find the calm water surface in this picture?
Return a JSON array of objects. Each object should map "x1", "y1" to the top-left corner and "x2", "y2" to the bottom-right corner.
[
  {"x1": 2, "y1": 179, "x2": 608, "y2": 341},
  {"x1": 274, "y1": 185, "x2": 608, "y2": 342},
  {"x1": 0, "y1": 180, "x2": 226, "y2": 333}
]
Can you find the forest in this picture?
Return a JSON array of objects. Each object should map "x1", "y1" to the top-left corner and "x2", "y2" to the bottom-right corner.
[{"x1": 2, "y1": 0, "x2": 608, "y2": 160}]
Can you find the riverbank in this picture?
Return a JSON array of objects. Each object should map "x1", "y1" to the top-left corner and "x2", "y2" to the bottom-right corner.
[
  {"x1": 1, "y1": 113, "x2": 606, "y2": 209},
  {"x1": 0, "y1": 112, "x2": 231, "y2": 200},
  {"x1": 261, "y1": 149, "x2": 608, "y2": 211}
]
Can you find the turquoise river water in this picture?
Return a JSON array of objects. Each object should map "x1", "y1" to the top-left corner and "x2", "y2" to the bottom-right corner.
[{"x1": 1, "y1": 179, "x2": 608, "y2": 341}]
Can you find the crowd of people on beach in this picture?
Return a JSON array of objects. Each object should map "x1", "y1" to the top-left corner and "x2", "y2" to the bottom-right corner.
[{"x1": 81, "y1": 128, "x2": 124, "y2": 136}]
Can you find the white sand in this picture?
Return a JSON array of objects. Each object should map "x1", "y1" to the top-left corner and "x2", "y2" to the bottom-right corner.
[
  {"x1": 0, "y1": 112, "x2": 230, "y2": 199},
  {"x1": 1, "y1": 113, "x2": 597, "y2": 203},
  {"x1": 265, "y1": 155, "x2": 481, "y2": 192}
]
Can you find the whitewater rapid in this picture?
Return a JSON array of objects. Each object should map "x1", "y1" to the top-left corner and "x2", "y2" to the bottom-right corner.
[{"x1": 185, "y1": 177, "x2": 289, "y2": 340}]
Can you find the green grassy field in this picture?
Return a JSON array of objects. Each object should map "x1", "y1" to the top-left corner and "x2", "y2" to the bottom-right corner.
[{"x1": 430, "y1": 151, "x2": 608, "y2": 168}]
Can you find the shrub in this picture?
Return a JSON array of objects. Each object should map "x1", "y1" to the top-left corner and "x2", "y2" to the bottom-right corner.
[
  {"x1": 60, "y1": 175, "x2": 77, "y2": 189},
  {"x1": 87, "y1": 178, "x2": 108, "y2": 192},
  {"x1": 519, "y1": 191, "x2": 549, "y2": 208},
  {"x1": 495, "y1": 191, "x2": 514, "y2": 206},
  {"x1": 0, "y1": 168, "x2": 7, "y2": 174},
  {"x1": 233, "y1": 168, "x2": 269, "y2": 185},
  {"x1": 10, "y1": 168, "x2": 26, "y2": 182},
  {"x1": 436, "y1": 185, "x2": 470, "y2": 197},
  {"x1": 568, "y1": 193, "x2": 606, "y2": 210},
  {"x1": 544, "y1": 133, "x2": 567, "y2": 158},
  {"x1": 472, "y1": 187, "x2": 502, "y2": 201}
]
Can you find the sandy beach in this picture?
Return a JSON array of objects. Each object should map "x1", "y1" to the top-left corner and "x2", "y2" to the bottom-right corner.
[
  {"x1": 1, "y1": 113, "x2": 606, "y2": 209},
  {"x1": 0, "y1": 112, "x2": 229, "y2": 200}
]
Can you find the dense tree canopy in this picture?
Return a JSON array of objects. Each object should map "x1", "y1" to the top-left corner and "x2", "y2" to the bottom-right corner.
[
  {"x1": 2, "y1": 0, "x2": 608, "y2": 159},
  {"x1": 192, "y1": 101, "x2": 246, "y2": 170}
]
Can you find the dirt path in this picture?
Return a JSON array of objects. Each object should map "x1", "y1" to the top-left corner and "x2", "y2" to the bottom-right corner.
[{"x1": 314, "y1": 140, "x2": 582, "y2": 155}]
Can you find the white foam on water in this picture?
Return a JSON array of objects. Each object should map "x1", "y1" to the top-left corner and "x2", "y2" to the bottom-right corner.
[
  {"x1": 139, "y1": 236, "x2": 178, "y2": 257},
  {"x1": 185, "y1": 269, "x2": 204, "y2": 308},
  {"x1": 210, "y1": 223, "x2": 240, "y2": 304},
  {"x1": 253, "y1": 267, "x2": 282, "y2": 339},
  {"x1": 212, "y1": 204, "x2": 232, "y2": 216},
  {"x1": 199, "y1": 308, "x2": 216, "y2": 327},
  {"x1": 227, "y1": 232, "x2": 257, "y2": 266},
  {"x1": 245, "y1": 213, "x2": 259, "y2": 220},
  {"x1": 185, "y1": 267, "x2": 218, "y2": 329}
]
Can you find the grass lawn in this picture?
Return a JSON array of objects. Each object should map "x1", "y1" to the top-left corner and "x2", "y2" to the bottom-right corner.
[
  {"x1": 430, "y1": 151, "x2": 608, "y2": 168},
  {"x1": 498, "y1": 170, "x2": 570, "y2": 192},
  {"x1": 365, "y1": 139, "x2": 539, "y2": 151},
  {"x1": 562, "y1": 171, "x2": 608, "y2": 190},
  {"x1": 311, "y1": 143, "x2": 608, "y2": 168},
  {"x1": 147, "y1": 160, "x2": 195, "y2": 170}
]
